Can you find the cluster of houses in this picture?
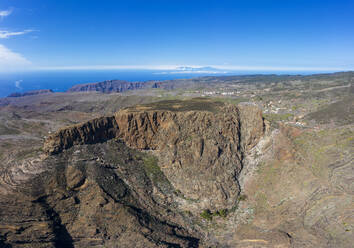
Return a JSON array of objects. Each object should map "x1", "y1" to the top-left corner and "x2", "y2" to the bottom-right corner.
[{"x1": 200, "y1": 90, "x2": 238, "y2": 96}]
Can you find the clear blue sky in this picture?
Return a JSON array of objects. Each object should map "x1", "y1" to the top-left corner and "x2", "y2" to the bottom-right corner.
[{"x1": 0, "y1": 0, "x2": 353, "y2": 72}]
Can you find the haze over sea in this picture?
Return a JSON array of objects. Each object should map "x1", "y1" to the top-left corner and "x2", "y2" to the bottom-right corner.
[{"x1": 0, "y1": 69, "x2": 337, "y2": 98}]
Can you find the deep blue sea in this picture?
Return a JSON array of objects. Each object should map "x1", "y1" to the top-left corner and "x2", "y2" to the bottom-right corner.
[{"x1": 0, "y1": 69, "x2": 324, "y2": 98}]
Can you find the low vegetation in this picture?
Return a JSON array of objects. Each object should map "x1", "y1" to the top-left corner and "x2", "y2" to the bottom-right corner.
[
  {"x1": 131, "y1": 98, "x2": 225, "y2": 113},
  {"x1": 142, "y1": 154, "x2": 174, "y2": 193},
  {"x1": 200, "y1": 208, "x2": 229, "y2": 221},
  {"x1": 263, "y1": 113, "x2": 293, "y2": 123},
  {"x1": 200, "y1": 209, "x2": 213, "y2": 221}
]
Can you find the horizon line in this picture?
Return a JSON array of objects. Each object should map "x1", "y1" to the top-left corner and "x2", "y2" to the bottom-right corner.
[
  {"x1": 30, "y1": 65, "x2": 353, "y2": 72},
  {"x1": 1, "y1": 65, "x2": 353, "y2": 74}
]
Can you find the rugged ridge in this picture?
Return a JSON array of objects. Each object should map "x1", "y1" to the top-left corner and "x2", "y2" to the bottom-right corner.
[
  {"x1": 44, "y1": 100, "x2": 264, "y2": 155},
  {"x1": 67, "y1": 80, "x2": 161, "y2": 93}
]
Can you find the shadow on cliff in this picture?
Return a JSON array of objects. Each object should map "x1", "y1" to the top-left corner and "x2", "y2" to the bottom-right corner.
[
  {"x1": 33, "y1": 196, "x2": 74, "y2": 248},
  {"x1": 0, "y1": 239, "x2": 12, "y2": 248}
]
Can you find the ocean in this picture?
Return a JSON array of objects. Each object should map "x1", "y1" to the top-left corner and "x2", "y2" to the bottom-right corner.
[{"x1": 0, "y1": 69, "x2": 325, "y2": 98}]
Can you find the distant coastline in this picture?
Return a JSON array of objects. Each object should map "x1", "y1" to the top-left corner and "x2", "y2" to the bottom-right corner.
[{"x1": 0, "y1": 69, "x2": 350, "y2": 98}]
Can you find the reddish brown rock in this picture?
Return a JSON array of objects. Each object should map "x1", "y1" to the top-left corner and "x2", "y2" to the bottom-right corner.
[{"x1": 44, "y1": 99, "x2": 265, "y2": 211}]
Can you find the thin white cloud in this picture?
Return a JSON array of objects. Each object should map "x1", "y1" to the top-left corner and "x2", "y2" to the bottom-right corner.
[
  {"x1": 0, "y1": 29, "x2": 34, "y2": 39},
  {"x1": 0, "y1": 44, "x2": 32, "y2": 72},
  {"x1": 15, "y1": 80, "x2": 23, "y2": 89},
  {"x1": 35, "y1": 64, "x2": 353, "y2": 72},
  {"x1": 154, "y1": 71, "x2": 227, "y2": 75},
  {"x1": 0, "y1": 9, "x2": 12, "y2": 19},
  {"x1": 210, "y1": 65, "x2": 351, "y2": 72}
]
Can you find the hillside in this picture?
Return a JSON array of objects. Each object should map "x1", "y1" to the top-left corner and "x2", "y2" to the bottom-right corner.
[{"x1": 7, "y1": 89, "x2": 54, "y2": 98}]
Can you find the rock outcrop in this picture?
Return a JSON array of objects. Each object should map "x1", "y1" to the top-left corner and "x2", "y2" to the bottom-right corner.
[
  {"x1": 44, "y1": 99, "x2": 265, "y2": 211},
  {"x1": 44, "y1": 116, "x2": 120, "y2": 154}
]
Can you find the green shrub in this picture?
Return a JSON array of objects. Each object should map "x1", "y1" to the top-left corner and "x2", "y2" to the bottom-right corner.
[
  {"x1": 239, "y1": 194, "x2": 247, "y2": 201},
  {"x1": 143, "y1": 155, "x2": 162, "y2": 182},
  {"x1": 201, "y1": 208, "x2": 229, "y2": 220},
  {"x1": 214, "y1": 209, "x2": 228, "y2": 218},
  {"x1": 184, "y1": 210, "x2": 192, "y2": 216},
  {"x1": 200, "y1": 209, "x2": 213, "y2": 221},
  {"x1": 142, "y1": 155, "x2": 173, "y2": 192}
]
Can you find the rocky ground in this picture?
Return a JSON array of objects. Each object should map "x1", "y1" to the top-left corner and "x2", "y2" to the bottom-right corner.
[{"x1": 0, "y1": 73, "x2": 353, "y2": 247}]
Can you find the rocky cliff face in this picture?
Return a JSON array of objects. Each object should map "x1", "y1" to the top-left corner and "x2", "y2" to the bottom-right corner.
[
  {"x1": 44, "y1": 116, "x2": 120, "y2": 154},
  {"x1": 1, "y1": 99, "x2": 266, "y2": 247},
  {"x1": 67, "y1": 80, "x2": 161, "y2": 93},
  {"x1": 44, "y1": 99, "x2": 265, "y2": 211}
]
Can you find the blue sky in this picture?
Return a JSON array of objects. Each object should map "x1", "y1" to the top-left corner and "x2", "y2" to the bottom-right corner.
[{"x1": 0, "y1": 0, "x2": 353, "y2": 72}]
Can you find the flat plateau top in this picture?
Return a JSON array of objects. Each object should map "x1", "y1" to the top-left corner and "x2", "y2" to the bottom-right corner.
[{"x1": 122, "y1": 98, "x2": 227, "y2": 113}]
